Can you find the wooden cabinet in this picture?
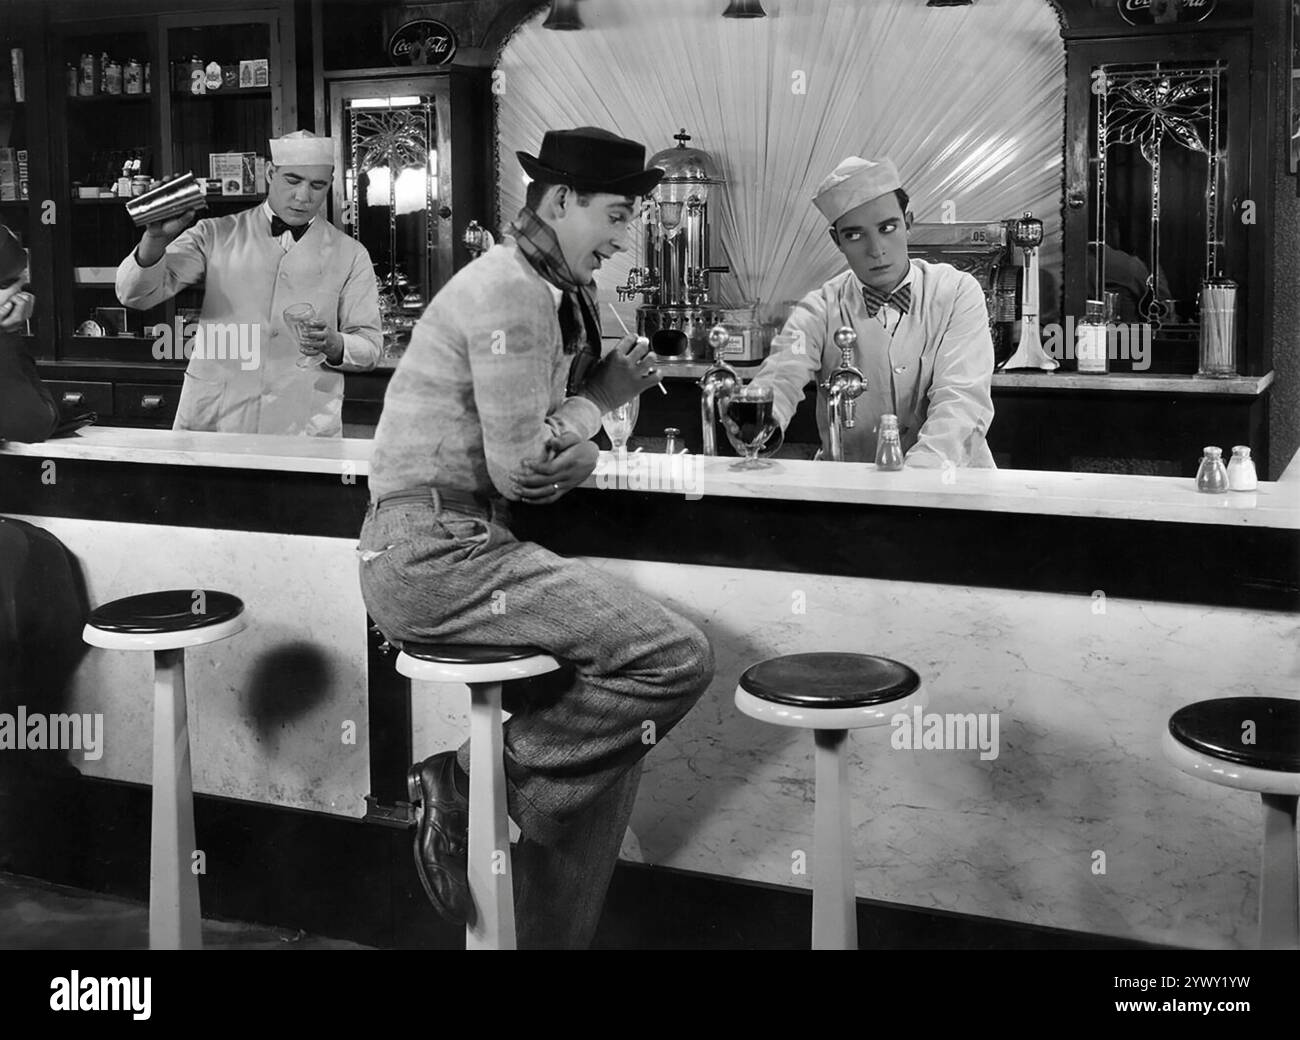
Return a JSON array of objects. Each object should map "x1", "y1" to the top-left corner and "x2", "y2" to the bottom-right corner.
[{"x1": 16, "y1": 1, "x2": 297, "y2": 425}]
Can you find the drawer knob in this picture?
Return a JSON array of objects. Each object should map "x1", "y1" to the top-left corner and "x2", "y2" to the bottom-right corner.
[
  {"x1": 140, "y1": 394, "x2": 164, "y2": 410},
  {"x1": 60, "y1": 391, "x2": 85, "y2": 406}
]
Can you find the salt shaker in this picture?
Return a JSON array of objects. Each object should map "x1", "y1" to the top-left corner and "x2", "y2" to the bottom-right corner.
[
  {"x1": 875, "y1": 414, "x2": 905, "y2": 471},
  {"x1": 664, "y1": 427, "x2": 681, "y2": 455},
  {"x1": 1195, "y1": 446, "x2": 1228, "y2": 494},
  {"x1": 1226, "y1": 445, "x2": 1257, "y2": 491}
]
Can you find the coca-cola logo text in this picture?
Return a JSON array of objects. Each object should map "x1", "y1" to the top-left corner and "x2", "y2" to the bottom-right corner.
[
  {"x1": 1117, "y1": 0, "x2": 1217, "y2": 25},
  {"x1": 387, "y1": 20, "x2": 458, "y2": 66}
]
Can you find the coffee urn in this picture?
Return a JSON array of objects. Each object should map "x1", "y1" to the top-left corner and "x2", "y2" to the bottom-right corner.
[{"x1": 618, "y1": 129, "x2": 764, "y2": 362}]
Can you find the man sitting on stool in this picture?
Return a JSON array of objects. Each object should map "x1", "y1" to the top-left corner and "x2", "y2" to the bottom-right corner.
[{"x1": 359, "y1": 128, "x2": 715, "y2": 948}]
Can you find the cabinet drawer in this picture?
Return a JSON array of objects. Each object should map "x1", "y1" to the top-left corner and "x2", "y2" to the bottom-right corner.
[
  {"x1": 45, "y1": 380, "x2": 113, "y2": 416},
  {"x1": 117, "y1": 383, "x2": 181, "y2": 423}
]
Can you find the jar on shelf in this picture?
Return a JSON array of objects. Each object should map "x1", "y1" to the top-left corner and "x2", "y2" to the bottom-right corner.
[
  {"x1": 65, "y1": 63, "x2": 78, "y2": 97},
  {"x1": 188, "y1": 56, "x2": 205, "y2": 95},
  {"x1": 103, "y1": 58, "x2": 123, "y2": 95},
  {"x1": 124, "y1": 58, "x2": 142, "y2": 94},
  {"x1": 77, "y1": 53, "x2": 96, "y2": 96},
  {"x1": 144, "y1": 61, "x2": 151, "y2": 94}
]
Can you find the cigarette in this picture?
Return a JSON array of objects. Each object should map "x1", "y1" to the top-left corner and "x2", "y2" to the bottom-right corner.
[{"x1": 609, "y1": 302, "x2": 668, "y2": 395}]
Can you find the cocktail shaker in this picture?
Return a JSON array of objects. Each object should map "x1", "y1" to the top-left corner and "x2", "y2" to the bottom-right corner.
[
  {"x1": 125, "y1": 171, "x2": 206, "y2": 227},
  {"x1": 1197, "y1": 277, "x2": 1237, "y2": 378}
]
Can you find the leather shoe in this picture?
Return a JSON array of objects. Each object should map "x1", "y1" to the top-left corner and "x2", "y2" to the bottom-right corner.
[{"x1": 407, "y1": 751, "x2": 472, "y2": 926}]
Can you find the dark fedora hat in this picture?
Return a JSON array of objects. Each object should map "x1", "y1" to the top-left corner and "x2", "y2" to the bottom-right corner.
[{"x1": 517, "y1": 127, "x2": 664, "y2": 197}]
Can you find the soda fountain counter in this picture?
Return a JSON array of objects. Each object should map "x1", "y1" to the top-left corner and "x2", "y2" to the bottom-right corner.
[{"x1": 1, "y1": 427, "x2": 1297, "y2": 948}]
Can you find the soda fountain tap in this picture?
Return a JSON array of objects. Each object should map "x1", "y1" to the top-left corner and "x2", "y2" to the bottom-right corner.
[
  {"x1": 699, "y1": 324, "x2": 739, "y2": 456},
  {"x1": 821, "y1": 326, "x2": 866, "y2": 462}
]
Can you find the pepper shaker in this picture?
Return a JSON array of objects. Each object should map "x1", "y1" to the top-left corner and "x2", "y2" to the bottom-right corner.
[
  {"x1": 1195, "y1": 446, "x2": 1228, "y2": 494},
  {"x1": 664, "y1": 427, "x2": 681, "y2": 455}
]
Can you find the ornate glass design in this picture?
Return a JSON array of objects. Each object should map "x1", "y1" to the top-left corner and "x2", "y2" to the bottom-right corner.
[
  {"x1": 343, "y1": 98, "x2": 438, "y2": 359},
  {"x1": 1093, "y1": 62, "x2": 1225, "y2": 331}
]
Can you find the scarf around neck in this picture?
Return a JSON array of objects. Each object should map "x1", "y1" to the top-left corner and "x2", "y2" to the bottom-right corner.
[{"x1": 509, "y1": 206, "x2": 603, "y2": 395}]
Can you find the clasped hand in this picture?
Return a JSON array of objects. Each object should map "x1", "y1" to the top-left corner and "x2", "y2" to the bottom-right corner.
[{"x1": 510, "y1": 430, "x2": 599, "y2": 504}]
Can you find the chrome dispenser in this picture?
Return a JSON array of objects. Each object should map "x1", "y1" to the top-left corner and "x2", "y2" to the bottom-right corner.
[
  {"x1": 618, "y1": 129, "x2": 735, "y2": 361},
  {"x1": 822, "y1": 326, "x2": 866, "y2": 463},
  {"x1": 699, "y1": 324, "x2": 739, "y2": 456}
]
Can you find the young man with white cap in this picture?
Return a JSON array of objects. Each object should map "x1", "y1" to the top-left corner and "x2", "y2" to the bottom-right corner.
[
  {"x1": 116, "y1": 130, "x2": 382, "y2": 436},
  {"x1": 749, "y1": 156, "x2": 996, "y2": 467}
]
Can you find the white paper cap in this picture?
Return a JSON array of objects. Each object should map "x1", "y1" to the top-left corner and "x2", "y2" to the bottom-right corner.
[
  {"x1": 812, "y1": 156, "x2": 902, "y2": 226},
  {"x1": 270, "y1": 130, "x2": 334, "y2": 167}
]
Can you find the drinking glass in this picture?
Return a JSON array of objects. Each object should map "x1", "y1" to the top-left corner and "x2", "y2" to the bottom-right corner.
[
  {"x1": 601, "y1": 395, "x2": 640, "y2": 451},
  {"x1": 284, "y1": 303, "x2": 323, "y2": 369},
  {"x1": 721, "y1": 383, "x2": 777, "y2": 470}
]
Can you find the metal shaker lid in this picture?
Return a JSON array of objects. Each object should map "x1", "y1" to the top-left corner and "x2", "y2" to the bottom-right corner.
[{"x1": 1203, "y1": 275, "x2": 1237, "y2": 287}]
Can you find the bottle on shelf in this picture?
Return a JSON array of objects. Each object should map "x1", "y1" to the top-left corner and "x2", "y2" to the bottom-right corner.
[{"x1": 1076, "y1": 298, "x2": 1108, "y2": 374}]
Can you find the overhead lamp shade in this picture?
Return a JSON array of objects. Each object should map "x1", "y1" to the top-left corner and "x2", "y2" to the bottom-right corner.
[
  {"x1": 722, "y1": 1, "x2": 767, "y2": 17},
  {"x1": 542, "y1": 0, "x2": 583, "y2": 30}
]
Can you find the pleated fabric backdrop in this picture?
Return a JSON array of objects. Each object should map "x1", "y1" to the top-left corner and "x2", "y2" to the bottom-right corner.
[{"x1": 496, "y1": 0, "x2": 1065, "y2": 326}]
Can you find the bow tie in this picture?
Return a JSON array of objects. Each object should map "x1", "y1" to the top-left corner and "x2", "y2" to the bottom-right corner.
[
  {"x1": 861, "y1": 283, "x2": 911, "y2": 318},
  {"x1": 270, "y1": 215, "x2": 309, "y2": 242}
]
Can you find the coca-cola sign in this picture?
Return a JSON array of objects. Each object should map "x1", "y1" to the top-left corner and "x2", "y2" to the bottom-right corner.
[
  {"x1": 1117, "y1": 0, "x2": 1217, "y2": 25},
  {"x1": 388, "y1": 19, "x2": 457, "y2": 66}
]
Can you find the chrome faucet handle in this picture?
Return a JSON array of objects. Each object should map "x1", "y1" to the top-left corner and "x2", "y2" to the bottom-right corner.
[
  {"x1": 707, "y1": 324, "x2": 733, "y2": 365},
  {"x1": 832, "y1": 325, "x2": 857, "y2": 367}
]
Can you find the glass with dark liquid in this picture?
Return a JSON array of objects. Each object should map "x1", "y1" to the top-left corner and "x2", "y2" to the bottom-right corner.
[{"x1": 721, "y1": 383, "x2": 777, "y2": 470}]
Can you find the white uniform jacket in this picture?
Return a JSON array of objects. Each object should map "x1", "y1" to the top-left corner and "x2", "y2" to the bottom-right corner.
[{"x1": 116, "y1": 205, "x2": 382, "y2": 437}]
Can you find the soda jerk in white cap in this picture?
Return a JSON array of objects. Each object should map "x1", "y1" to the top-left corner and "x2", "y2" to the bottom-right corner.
[
  {"x1": 744, "y1": 155, "x2": 998, "y2": 469},
  {"x1": 114, "y1": 129, "x2": 384, "y2": 437}
]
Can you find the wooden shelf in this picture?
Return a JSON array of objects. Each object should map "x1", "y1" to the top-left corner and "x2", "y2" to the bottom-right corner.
[
  {"x1": 171, "y1": 87, "x2": 271, "y2": 98},
  {"x1": 65, "y1": 94, "x2": 151, "y2": 103}
]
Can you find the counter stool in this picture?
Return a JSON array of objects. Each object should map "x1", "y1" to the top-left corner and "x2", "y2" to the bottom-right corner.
[
  {"x1": 1163, "y1": 697, "x2": 1300, "y2": 949},
  {"x1": 396, "y1": 643, "x2": 560, "y2": 950},
  {"x1": 82, "y1": 589, "x2": 246, "y2": 950},
  {"x1": 735, "y1": 652, "x2": 926, "y2": 950}
]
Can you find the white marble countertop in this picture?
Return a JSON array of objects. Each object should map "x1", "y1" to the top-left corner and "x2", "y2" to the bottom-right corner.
[
  {"x1": 0, "y1": 427, "x2": 373, "y2": 476},
  {"x1": 3, "y1": 426, "x2": 1297, "y2": 530}
]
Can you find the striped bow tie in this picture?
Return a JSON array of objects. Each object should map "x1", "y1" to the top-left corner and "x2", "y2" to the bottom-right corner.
[{"x1": 862, "y1": 283, "x2": 911, "y2": 318}]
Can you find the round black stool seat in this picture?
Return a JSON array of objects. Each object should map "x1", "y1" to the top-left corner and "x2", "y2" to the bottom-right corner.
[
  {"x1": 1169, "y1": 697, "x2": 1300, "y2": 773},
  {"x1": 739, "y1": 652, "x2": 921, "y2": 709},
  {"x1": 401, "y1": 642, "x2": 550, "y2": 666},
  {"x1": 87, "y1": 590, "x2": 244, "y2": 634}
]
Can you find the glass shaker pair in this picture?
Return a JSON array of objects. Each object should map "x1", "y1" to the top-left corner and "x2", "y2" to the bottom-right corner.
[{"x1": 1196, "y1": 446, "x2": 1257, "y2": 493}]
